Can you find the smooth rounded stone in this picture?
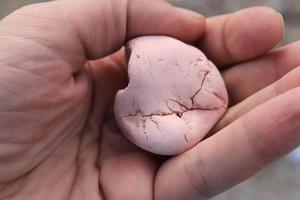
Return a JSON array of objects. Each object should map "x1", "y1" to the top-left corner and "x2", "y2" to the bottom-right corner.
[{"x1": 114, "y1": 36, "x2": 228, "y2": 155}]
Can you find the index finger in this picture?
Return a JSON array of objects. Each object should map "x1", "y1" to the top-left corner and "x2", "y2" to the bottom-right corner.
[{"x1": 198, "y1": 7, "x2": 284, "y2": 68}]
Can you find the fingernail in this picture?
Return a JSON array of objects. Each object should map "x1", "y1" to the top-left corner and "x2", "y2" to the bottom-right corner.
[
  {"x1": 276, "y1": 11, "x2": 284, "y2": 23},
  {"x1": 175, "y1": 7, "x2": 204, "y2": 20},
  {"x1": 276, "y1": 11, "x2": 285, "y2": 36}
]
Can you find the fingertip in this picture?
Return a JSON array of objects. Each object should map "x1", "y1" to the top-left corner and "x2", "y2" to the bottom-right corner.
[
  {"x1": 225, "y1": 6, "x2": 285, "y2": 63},
  {"x1": 199, "y1": 6, "x2": 285, "y2": 67}
]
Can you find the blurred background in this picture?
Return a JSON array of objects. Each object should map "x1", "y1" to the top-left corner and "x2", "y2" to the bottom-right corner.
[{"x1": 1, "y1": 0, "x2": 300, "y2": 199}]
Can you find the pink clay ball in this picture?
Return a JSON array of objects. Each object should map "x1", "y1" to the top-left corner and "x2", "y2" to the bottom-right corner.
[{"x1": 114, "y1": 36, "x2": 228, "y2": 155}]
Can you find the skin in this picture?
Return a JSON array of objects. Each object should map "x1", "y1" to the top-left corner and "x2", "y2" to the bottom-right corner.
[{"x1": 0, "y1": 0, "x2": 297, "y2": 199}]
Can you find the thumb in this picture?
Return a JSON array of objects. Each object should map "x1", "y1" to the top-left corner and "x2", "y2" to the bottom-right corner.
[
  {"x1": 1, "y1": 0, "x2": 205, "y2": 66},
  {"x1": 59, "y1": 0, "x2": 205, "y2": 59},
  {"x1": 0, "y1": 0, "x2": 204, "y2": 185}
]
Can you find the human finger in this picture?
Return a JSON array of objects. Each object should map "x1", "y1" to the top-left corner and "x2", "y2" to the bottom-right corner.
[
  {"x1": 155, "y1": 87, "x2": 300, "y2": 199},
  {"x1": 223, "y1": 41, "x2": 300, "y2": 104},
  {"x1": 198, "y1": 7, "x2": 284, "y2": 68}
]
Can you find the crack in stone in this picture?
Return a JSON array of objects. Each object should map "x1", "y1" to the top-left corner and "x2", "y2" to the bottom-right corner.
[
  {"x1": 123, "y1": 70, "x2": 224, "y2": 120},
  {"x1": 184, "y1": 134, "x2": 189, "y2": 143},
  {"x1": 149, "y1": 117, "x2": 161, "y2": 132},
  {"x1": 203, "y1": 88, "x2": 227, "y2": 106},
  {"x1": 191, "y1": 71, "x2": 209, "y2": 106},
  {"x1": 169, "y1": 98, "x2": 190, "y2": 110},
  {"x1": 123, "y1": 106, "x2": 221, "y2": 119},
  {"x1": 166, "y1": 101, "x2": 183, "y2": 118},
  {"x1": 141, "y1": 117, "x2": 151, "y2": 148}
]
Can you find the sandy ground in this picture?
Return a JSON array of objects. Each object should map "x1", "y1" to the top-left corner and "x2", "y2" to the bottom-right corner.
[{"x1": 1, "y1": 0, "x2": 300, "y2": 199}]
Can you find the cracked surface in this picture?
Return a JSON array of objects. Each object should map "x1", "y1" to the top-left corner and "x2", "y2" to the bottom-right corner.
[{"x1": 114, "y1": 36, "x2": 228, "y2": 155}]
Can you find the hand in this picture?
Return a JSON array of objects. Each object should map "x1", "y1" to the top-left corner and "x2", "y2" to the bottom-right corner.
[
  {"x1": 157, "y1": 7, "x2": 300, "y2": 200},
  {"x1": 0, "y1": 1, "x2": 293, "y2": 200},
  {"x1": 0, "y1": 0, "x2": 204, "y2": 199}
]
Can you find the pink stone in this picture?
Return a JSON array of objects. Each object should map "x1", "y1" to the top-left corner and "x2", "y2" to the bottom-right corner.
[{"x1": 114, "y1": 36, "x2": 228, "y2": 155}]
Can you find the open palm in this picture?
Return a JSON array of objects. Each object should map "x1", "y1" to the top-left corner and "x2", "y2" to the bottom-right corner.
[{"x1": 0, "y1": 1, "x2": 299, "y2": 200}]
